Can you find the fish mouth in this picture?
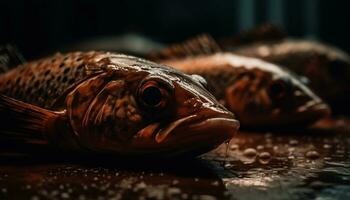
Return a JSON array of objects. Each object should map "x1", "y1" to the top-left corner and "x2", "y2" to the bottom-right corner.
[
  {"x1": 277, "y1": 100, "x2": 332, "y2": 127},
  {"x1": 297, "y1": 101, "x2": 331, "y2": 119},
  {"x1": 155, "y1": 116, "x2": 240, "y2": 143},
  {"x1": 241, "y1": 101, "x2": 331, "y2": 128},
  {"x1": 133, "y1": 113, "x2": 239, "y2": 156}
]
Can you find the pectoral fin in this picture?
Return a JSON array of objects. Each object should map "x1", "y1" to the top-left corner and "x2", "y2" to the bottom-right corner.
[{"x1": 0, "y1": 95, "x2": 62, "y2": 143}]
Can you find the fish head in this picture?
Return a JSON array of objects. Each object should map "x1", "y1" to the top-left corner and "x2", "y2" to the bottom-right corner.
[
  {"x1": 303, "y1": 53, "x2": 350, "y2": 111},
  {"x1": 224, "y1": 68, "x2": 330, "y2": 128},
  {"x1": 66, "y1": 58, "x2": 239, "y2": 157}
]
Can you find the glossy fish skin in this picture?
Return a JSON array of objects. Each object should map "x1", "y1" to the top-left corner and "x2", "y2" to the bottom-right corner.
[
  {"x1": 0, "y1": 52, "x2": 239, "y2": 157},
  {"x1": 161, "y1": 53, "x2": 330, "y2": 128},
  {"x1": 232, "y1": 39, "x2": 350, "y2": 114}
]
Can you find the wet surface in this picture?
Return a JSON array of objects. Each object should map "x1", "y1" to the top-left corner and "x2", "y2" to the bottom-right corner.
[{"x1": 0, "y1": 118, "x2": 350, "y2": 200}]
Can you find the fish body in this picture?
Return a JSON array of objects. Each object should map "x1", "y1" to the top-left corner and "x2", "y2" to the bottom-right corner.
[
  {"x1": 0, "y1": 51, "x2": 239, "y2": 157},
  {"x1": 232, "y1": 39, "x2": 350, "y2": 114},
  {"x1": 160, "y1": 52, "x2": 330, "y2": 128}
]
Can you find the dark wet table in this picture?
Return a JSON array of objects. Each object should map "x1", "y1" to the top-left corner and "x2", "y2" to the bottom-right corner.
[{"x1": 0, "y1": 118, "x2": 349, "y2": 200}]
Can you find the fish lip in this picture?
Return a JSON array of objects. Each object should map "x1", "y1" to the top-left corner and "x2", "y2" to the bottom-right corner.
[
  {"x1": 289, "y1": 101, "x2": 331, "y2": 126},
  {"x1": 188, "y1": 117, "x2": 240, "y2": 131},
  {"x1": 301, "y1": 101, "x2": 331, "y2": 118},
  {"x1": 155, "y1": 114, "x2": 240, "y2": 144},
  {"x1": 129, "y1": 114, "x2": 239, "y2": 157}
]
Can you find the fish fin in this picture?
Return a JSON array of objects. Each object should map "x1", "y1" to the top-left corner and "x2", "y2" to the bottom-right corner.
[
  {"x1": 147, "y1": 34, "x2": 222, "y2": 60},
  {"x1": 0, "y1": 95, "x2": 61, "y2": 142},
  {"x1": 219, "y1": 23, "x2": 287, "y2": 49},
  {"x1": 0, "y1": 44, "x2": 26, "y2": 73}
]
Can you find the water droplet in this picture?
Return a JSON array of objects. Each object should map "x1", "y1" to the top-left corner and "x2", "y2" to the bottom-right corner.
[
  {"x1": 243, "y1": 148, "x2": 257, "y2": 158},
  {"x1": 61, "y1": 192, "x2": 70, "y2": 199},
  {"x1": 224, "y1": 163, "x2": 233, "y2": 169},
  {"x1": 306, "y1": 150, "x2": 320, "y2": 159},
  {"x1": 135, "y1": 181, "x2": 147, "y2": 190},
  {"x1": 211, "y1": 181, "x2": 219, "y2": 186},
  {"x1": 256, "y1": 145, "x2": 264, "y2": 150},
  {"x1": 265, "y1": 132, "x2": 272, "y2": 138},
  {"x1": 229, "y1": 144, "x2": 239, "y2": 151},
  {"x1": 324, "y1": 157, "x2": 332, "y2": 161},
  {"x1": 168, "y1": 187, "x2": 181, "y2": 196},
  {"x1": 31, "y1": 196, "x2": 40, "y2": 200},
  {"x1": 259, "y1": 152, "x2": 271, "y2": 159},
  {"x1": 225, "y1": 141, "x2": 229, "y2": 158},
  {"x1": 198, "y1": 195, "x2": 218, "y2": 200},
  {"x1": 258, "y1": 152, "x2": 271, "y2": 164},
  {"x1": 289, "y1": 139, "x2": 299, "y2": 146},
  {"x1": 181, "y1": 193, "x2": 189, "y2": 199},
  {"x1": 336, "y1": 150, "x2": 345, "y2": 155},
  {"x1": 172, "y1": 179, "x2": 179, "y2": 185}
]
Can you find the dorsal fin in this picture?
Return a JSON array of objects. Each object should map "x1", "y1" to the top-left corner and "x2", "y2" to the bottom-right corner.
[
  {"x1": 219, "y1": 23, "x2": 287, "y2": 50},
  {"x1": 147, "y1": 34, "x2": 222, "y2": 60},
  {"x1": 0, "y1": 95, "x2": 61, "y2": 144},
  {"x1": 0, "y1": 44, "x2": 26, "y2": 73}
]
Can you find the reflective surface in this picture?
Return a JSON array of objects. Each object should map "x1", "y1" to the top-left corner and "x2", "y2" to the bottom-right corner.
[{"x1": 0, "y1": 118, "x2": 349, "y2": 200}]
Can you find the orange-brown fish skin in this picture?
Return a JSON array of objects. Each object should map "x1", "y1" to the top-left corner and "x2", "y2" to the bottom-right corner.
[
  {"x1": 232, "y1": 39, "x2": 350, "y2": 114},
  {"x1": 161, "y1": 53, "x2": 330, "y2": 128},
  {"x1": 0, "y1": 52, "x2": 239, "y2": 157}
]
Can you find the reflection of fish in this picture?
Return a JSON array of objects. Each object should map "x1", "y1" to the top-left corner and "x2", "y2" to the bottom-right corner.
[
  {"x1": 0, "y1": 51, "x2": 239, "y2": 157},
  {"x1": 222, "y1": 24, "x2": 350, "y2": 114},
  {"x1": 149, "y1": 36, "x2": 330, "y2": 128}
]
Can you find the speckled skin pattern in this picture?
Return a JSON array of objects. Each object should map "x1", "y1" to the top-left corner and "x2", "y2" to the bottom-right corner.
[
  {"x1": 0, "y1": 51, "x2": 238, "y2": 157},
  {"x1": 0, "y1": 52, "x2": 103, "y2": 109},
  {"x1": 233, "y1": 39, "x2": 350, "y2": 114},
  {"x1": 161, "y1": 53, "x2": 330, "y2": 128}
]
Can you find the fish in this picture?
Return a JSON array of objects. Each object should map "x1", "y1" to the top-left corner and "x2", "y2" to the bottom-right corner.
[
  {"x1": 220, "y1": 24, "x2": 350, "y2": 114},
  {"x1": 233, "y1": 40, "x2": 350, "y2": 115},
  {"x1": 148, "y1": 35, "x2": 330, "y2": 128},
  {"x1": 0, "y1": 51, "x2": 239, "y2": 157}
]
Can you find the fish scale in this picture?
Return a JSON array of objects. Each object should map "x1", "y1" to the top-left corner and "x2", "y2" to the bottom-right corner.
[{"x1": 0, "y1": 52, "x2": 103, "y2": 108}]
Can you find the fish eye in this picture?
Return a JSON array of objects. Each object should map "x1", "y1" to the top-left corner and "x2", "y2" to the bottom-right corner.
[
  {"x1": 139, "y1": 81, "x2": 169, "y2": 108},
  {"x1": 268, "y1": 78, "x2": 291, "y2": 99}
]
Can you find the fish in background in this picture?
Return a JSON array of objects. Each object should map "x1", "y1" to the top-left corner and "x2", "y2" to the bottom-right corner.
[
  {"x1": 0, "y1": 51, "x2": 239, "y2": 158},
  {"x1": 220, "y1": 24, "x2": 350, "y2": 115},
  {"x1": 148, "y1": 35, "x2": 330, "y2": 129}
]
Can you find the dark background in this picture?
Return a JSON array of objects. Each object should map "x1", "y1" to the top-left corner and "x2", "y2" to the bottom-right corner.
[{"x1": 0, "y1": 0, "x2": 349, "y2": 59}]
